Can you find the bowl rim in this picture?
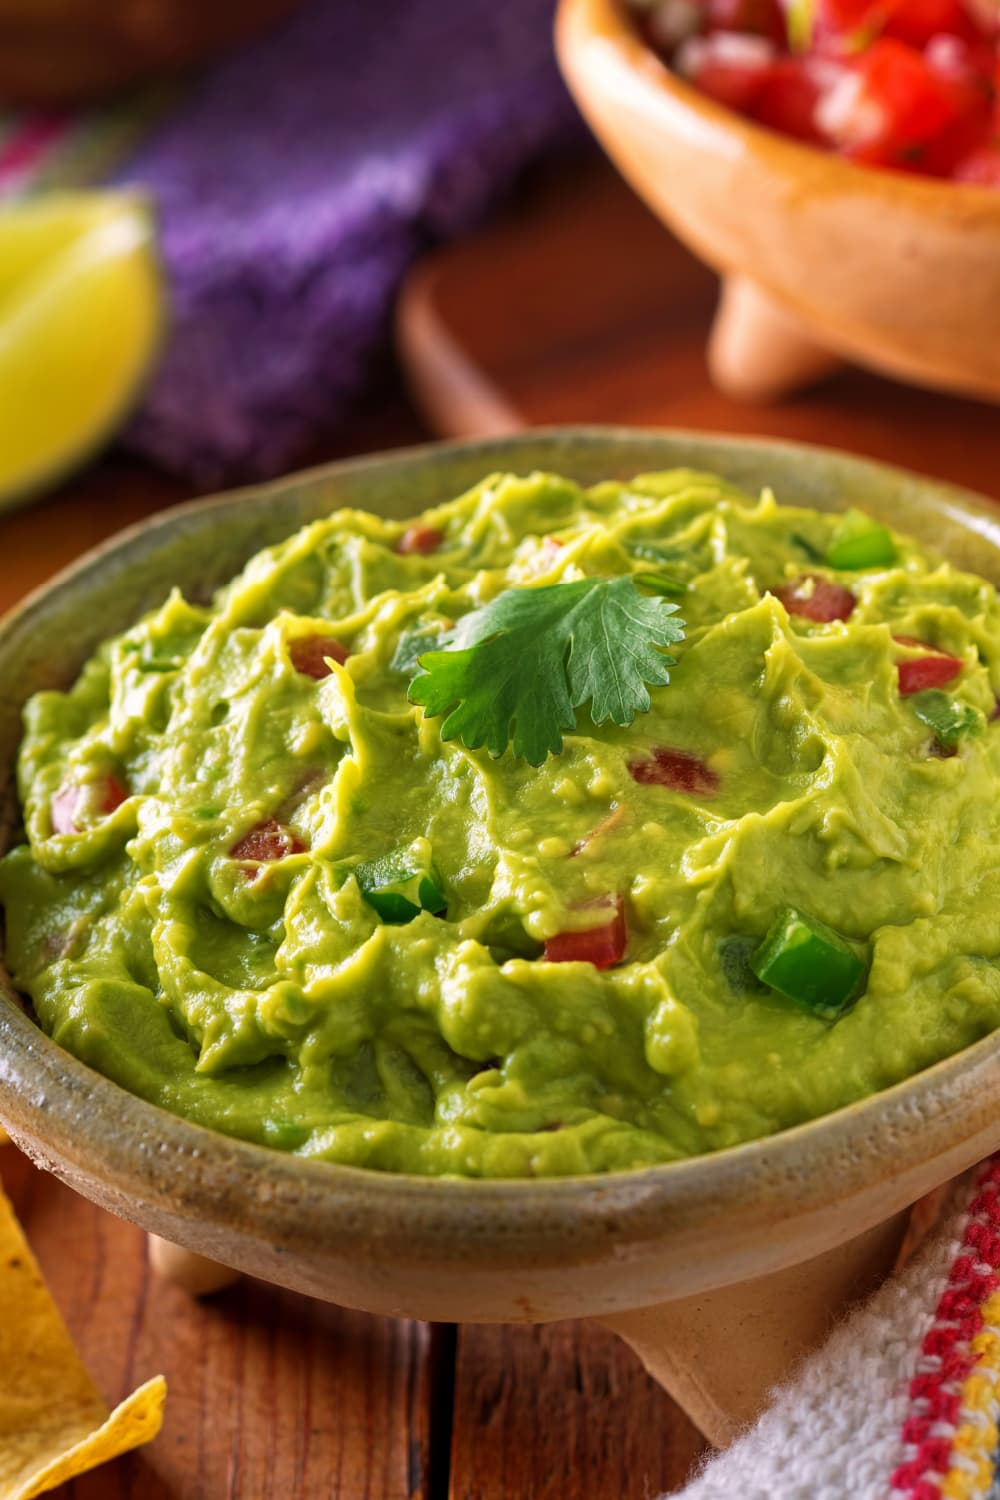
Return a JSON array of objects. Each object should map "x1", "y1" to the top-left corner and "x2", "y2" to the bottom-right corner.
[
  {"x1": 4, "y1": 423, "x2": 1000, "y2": 1261},
  {"x1": 558, "y1": 0, "x2": 1000, "y2": 221}
]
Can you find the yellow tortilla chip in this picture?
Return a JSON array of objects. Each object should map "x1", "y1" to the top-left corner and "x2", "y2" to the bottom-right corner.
[{"x1": 0, "y1": 1176, "x2": 165, "y2": 1500}]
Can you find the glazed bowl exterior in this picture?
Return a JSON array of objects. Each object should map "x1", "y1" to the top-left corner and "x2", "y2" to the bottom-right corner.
[
  {"x1": 2, "y1": 429, "x2": 1000, "y2": 1330},
  {"x1": 555, "y1": 0, "x2": 1000, "y2": 405}
]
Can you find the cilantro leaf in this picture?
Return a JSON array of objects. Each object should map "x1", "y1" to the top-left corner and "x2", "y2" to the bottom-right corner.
[{"x1": 407, "y1": 577, "x2": 685, "y2": 765}]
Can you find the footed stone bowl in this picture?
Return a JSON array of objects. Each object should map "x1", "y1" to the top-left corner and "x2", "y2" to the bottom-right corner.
[{"x1": 3, "y1": 428, "x2": 1000, "y2": 1445}]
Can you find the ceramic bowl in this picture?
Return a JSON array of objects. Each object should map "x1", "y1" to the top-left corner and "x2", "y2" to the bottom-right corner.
[
  {"x1": 555, "y1": 0, "x2": 1000, "y2": 406},
  {"x1": 3, "y1": 429, "x2": 1000, "y2": 1445}
]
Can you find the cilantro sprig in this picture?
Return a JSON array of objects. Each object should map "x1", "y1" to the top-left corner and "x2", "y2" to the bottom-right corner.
[{"x1": 407, "y1": 576, "x2": 685, "y2": 766}]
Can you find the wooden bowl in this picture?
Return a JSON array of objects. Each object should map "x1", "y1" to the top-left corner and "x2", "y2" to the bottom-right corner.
[
  {"x1": 3, "y1": 429, "x2": 1000, "y2": 1445},
  {"x1": 0, "y1": 0, "x2": 301, "y2": 106},
  {"x1": 555, "y1": 0, "x2": 1000, "y2": 405}
]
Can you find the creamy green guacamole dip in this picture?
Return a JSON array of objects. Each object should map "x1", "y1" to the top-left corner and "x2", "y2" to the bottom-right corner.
[{"x1": 4, "y1": 469, "x2": 1000, "y2": 1177}]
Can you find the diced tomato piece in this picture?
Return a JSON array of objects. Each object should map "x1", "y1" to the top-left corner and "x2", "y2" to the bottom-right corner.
[
  {"x1": 544, "y1": 896, "x2": 627, "y2": 970},
  {"x1": 677, "y1": 33, "x2": 776, "y2": 109},
  {"x1": 899, "y1": 655, "x2": 963, "y2": 692},
  {"x1": 894, "y1": 636, "x2": 963, "y2": 693},
  {"x1": 51, "y1": 772, "x2": 128, "y2": 835},
  {"x1": 707, "y1": 0, "x2": 787, "y2": 43},
  {"x1": 814, "y1": 0, "x2": 881, "y2": 36},
  {"x1": 230, "y1": 819, "x2": 306, "y2": 872},
  {"x1": 650, "y1": 0, "x2": 1000, "y2": 181},
  {"x1": 919, "y1": 36, "x2": 996, "y2": 170},
  {"x1": 814, "y1": 34, "x2": 994, "y2": 165},
  {"x1": 839, "y1": 38, "x2": 982, "y2": 171},
  {"x1": 628, "y1": 746, "x2": 721, "y2": 795},
  {"x1": 774, "y1": 574, "x2": 857, "y2": 621},
  {"x1": 398, "y1": 526, "x2": 444, "y2": 556},
  {"x1": 753, "y1": 56, "x2": 832, "y2": 141},
  {"x1": 289, "y1": 634, "x2": 350, "y2": 679},
  {"x1": 954, "y1": 142, "x2": 1000, "y2": 182},
  {"x1": 695, "y1": 54, "x2": 772, "y2": 107},
  {"x1": 816, "y1": 0, "x2": 989, "y2": 47},
  {"x1": 50, "y1": 785, "x2": 79, "y2": 836},
  {"x1": 883, "y1": 0, "x2": 983, "y2": 49},
  {"x1": 99, "y1": 773, "x2": 129, "y2": 815}
]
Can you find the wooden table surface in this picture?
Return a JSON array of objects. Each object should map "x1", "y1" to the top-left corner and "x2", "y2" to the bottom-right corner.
[{"x1": 4, "y1": 155, "x2": 1000, "y2": 1500}]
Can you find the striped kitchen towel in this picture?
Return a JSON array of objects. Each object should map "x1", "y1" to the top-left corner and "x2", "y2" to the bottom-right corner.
[{"x1": 675, "y1": 1158, "x2": 1000, "y2": 1500}]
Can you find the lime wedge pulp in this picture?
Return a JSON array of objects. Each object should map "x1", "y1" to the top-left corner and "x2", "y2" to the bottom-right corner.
[{"x1": 0, "y1": 192, "x2": 164, "y2": 508}]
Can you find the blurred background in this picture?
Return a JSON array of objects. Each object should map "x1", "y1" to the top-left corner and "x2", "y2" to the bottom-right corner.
[{"x1": 2, "y1": 0, "x2": 996, "y2": 536}]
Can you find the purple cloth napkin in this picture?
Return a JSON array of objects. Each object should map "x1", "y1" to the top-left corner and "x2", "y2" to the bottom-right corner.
[{"x1": 114, "y1": 0, "x2": 580, "y2": 485}]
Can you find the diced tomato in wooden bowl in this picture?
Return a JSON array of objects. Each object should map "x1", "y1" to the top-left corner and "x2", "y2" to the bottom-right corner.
[
  {"x1": 556, "y1": 0, "x2": 1000, "y2": 409},
  {"x1": 632, "y1": 0, "x2": 999, "y2": 182}
]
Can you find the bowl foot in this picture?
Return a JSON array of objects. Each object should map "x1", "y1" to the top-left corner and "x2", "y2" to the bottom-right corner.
[
  {"x1": 709, "y1": 276, "x2": 844, "y2": 403},
  {"x1": 599, "y1": 1208, "x2": 908, "y2": 1448},
  {"x1": 147, "y1": 1233, "x2": 241, "y2": 1297}
]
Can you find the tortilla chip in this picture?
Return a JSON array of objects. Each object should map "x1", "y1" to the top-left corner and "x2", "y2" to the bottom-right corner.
[{"x1": 0, "y1": 1176, "x2": 165, "y2": 1500}]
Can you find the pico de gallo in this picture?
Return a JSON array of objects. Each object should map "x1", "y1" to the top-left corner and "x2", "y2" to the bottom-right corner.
[
  {"x1": 629, "y1": 0, "x2": 1000, "y2": 182},
  {"x1": 4, "y1": 468, "x2": 1000, "y2": 1178}
]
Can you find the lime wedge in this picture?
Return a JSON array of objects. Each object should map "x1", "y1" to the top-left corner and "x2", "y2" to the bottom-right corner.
[{"x1": 0, "y1": 193, "x2": 164, "y2": 508}]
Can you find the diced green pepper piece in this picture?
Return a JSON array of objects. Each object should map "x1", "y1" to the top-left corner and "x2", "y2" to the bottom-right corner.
[
  {"x1": 352, "y1": 844, "x2": 447, "y2": 924},
  {"x1": 826, "y1": 510, "x2": 896, "y2": 570},
  {"x1": 749, "y1": 906, "x2": 865, "y2": 1020},
  {"x1": 910, "y1": 690, "x2": 982, "y2": 752}
]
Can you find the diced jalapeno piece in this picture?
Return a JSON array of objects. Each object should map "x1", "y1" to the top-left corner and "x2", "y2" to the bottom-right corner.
[
  {"x1": 826, "y1": 510, "x2": 895, "y2": 570},
  {"x1": 749, "y1": 906, "x2": 865, "y2": 1020},
  {"x1": 910, "y1": 690, "x2": 982, "y2": 752},
  {"x1": 352, "y1": 844, "x2": 447, "y2": 924}
]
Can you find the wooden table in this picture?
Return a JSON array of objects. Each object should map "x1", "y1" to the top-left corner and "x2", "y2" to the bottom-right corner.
[{"x1": 5, "y1": 156, "x2": 1000, "y2": 1499}]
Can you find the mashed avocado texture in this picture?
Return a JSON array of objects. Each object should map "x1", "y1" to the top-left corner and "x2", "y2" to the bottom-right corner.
[{"x1": 4, "y1": 468, "x2": 1000, "y2": 1177}]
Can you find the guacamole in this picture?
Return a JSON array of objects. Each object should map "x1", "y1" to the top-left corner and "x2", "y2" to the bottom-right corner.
[{"x1": 4, "y1": 468, "x2": 1000, "y2": 1177}]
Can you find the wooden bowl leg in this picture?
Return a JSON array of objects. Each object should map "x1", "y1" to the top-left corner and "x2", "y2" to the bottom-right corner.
[
  {"x1": 708, "y1": 275, "x2": 844, "y2": 403},
  {"x1": 599, "y1": 1208, "x2": 909, "y2": 1448},
  {"x1": 147, "y1": 1233, "x2": 242, "y2": 1297}
]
